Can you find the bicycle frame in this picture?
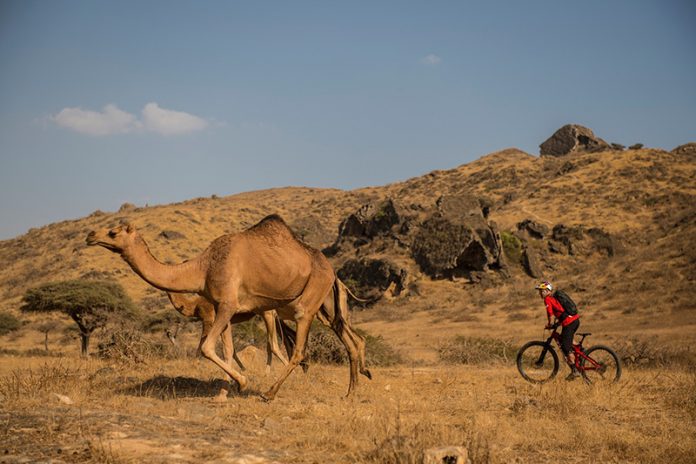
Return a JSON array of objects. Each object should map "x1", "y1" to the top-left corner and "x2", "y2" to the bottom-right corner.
[{"x1": 539, "y1": 328, "x2": 604, "y2": 374}]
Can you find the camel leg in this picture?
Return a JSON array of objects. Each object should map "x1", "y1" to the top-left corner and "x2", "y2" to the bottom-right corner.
[
  {"x1": 262, "y1": 311, "x2": 289, "y2": 372},
  {"x1": 200, "y1": 301, "x2": 249, "y2": 396},
  {"x1": 262, "y1": 313, "x2": 313, "y2": 401},
  {"x1": 211, "y1": 323, "x2": 239, "y2": 401},
  {"x1": 224, "y1": 323, "x2": 247, "y2": 372},
  {"x1": 335, "y1": 280, "x2": 372, "y2": 379},
  {"x1": 278, "y1": 319, "x2": 309, "y2": 373}
]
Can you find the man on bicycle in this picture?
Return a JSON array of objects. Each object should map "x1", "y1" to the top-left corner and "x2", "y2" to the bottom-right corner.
[{"x1": 535, "y1": 281, "x2": 581, "y2": 380}]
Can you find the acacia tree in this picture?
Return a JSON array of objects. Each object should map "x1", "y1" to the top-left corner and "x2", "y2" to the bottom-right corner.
[
  {"x1": 21, "y1": 280, "x2": 138, "y2": 357},
  {"x1": 35, "y1": 320, "x2": 60, "y2": 352}
]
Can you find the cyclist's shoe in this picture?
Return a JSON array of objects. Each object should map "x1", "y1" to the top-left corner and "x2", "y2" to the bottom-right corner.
[{"x1": 565, "y1": 368, "x2": 580, "y2": 381}]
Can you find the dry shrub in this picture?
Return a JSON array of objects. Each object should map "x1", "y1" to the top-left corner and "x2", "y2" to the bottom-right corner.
[
  {"x1": 613, "y1": 337, "x2": 696, "y2": 368},
  {"x1": 0, "y1": 363, "x2": 79, "y2": 401},
  {"x1": 96, "y1": 329, "x2": 174, "y2": 363},
  {"x1": 307, "y1": 326, "x2": 348, "y2": 364},
  {"x1": 0, "y1": 311, "x2": 22, "y2": 335},
  {"x1": 438, "y1": 336, "x2": 516, "y2": 365},
  {"x1": 306, "y1": 325, "x2": 403, "y2": 366}
]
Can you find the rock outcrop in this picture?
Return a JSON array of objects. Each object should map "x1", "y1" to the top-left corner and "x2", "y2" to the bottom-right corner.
[
  {"x1": 411, "y1": 194, "x2": 504, "y2": 278},
  {"x1": 671, "y1": 142, "x2": 696, "y2": 157},
  {"x1": 540, "y1": 124, "x2": 610, "y2": 157},
  {"x1": 337, "y1": 258, "x2": 407, "y2": 300},
  {"x1": 549, "y1": 224, "x2": 617, "y2": 257},
  {"x1": 324, "y1": 199, "x2": 403, "y2": 255}
]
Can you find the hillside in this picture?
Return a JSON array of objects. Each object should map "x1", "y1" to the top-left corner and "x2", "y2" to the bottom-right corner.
[{"x1": 1, "y1": 145, "x2": 694, "y2": 359}]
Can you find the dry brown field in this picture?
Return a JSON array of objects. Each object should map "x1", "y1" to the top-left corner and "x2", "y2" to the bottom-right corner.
[
  {"x1": 1, "y1": 352, "x2": 695, "y2": 463},
  {"x1": 1, "y1": 145, "x2": 694, "y2": 463}
]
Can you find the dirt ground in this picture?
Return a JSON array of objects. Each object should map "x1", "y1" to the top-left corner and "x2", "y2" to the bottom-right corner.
[{"x1": 1, "y1": 353, "x2": 694, "y2": 464}]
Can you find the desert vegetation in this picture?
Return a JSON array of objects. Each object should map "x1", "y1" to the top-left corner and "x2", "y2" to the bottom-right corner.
[{"x1": 1, "y1": 143, "x2": 694, "y2": 462}]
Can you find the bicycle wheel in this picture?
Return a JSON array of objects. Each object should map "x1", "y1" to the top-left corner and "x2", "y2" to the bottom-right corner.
[
  {"x1": 580, "y1": 345, "x2": 622, "y2": 384},
  {"x1": 516, "y1": 341, "x2": 559, "y2": 384}
]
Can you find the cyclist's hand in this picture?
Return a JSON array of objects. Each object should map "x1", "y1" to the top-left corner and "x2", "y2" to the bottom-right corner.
[{"x1": 545, "y1": 323, "x2": 557, "y2": 330}]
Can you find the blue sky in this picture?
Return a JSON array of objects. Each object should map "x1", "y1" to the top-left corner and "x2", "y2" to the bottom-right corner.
[{"x1": 1, "y1": 1, "x2": 694, "y2": 240}]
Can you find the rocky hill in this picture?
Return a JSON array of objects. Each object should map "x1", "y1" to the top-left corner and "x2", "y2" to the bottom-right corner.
[{"x1": 1, "y1": 132, "x2": 694, "y2": 359}]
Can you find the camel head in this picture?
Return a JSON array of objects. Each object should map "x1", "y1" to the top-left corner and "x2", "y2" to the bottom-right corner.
[{"x1": 86, "y1": 223, "x2": 139, "y2": 254}]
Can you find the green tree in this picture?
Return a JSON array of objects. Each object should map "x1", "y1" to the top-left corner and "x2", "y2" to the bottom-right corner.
[{"x1": 21, "y1": 280, "x2": 138, "y2": 357}]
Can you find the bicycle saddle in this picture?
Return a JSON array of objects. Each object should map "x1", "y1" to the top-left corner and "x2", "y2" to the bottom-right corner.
[{"x1": 577, "y1": 332, "x2": 592, "y2": 336}]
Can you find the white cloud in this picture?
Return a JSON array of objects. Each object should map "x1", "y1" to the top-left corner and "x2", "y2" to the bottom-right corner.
[
  {"x1": 141, "y1": 102, "x2": 208, "y2": 135},
  {"x1": 422, "y1": 54, "x2": 442, "y2": 65},
  {"x1": 51, "y1": 102, "x2": 209, "y2": 136},
  {"x1": 51, "y1": 104, "x2": 140, "y2": 136}
]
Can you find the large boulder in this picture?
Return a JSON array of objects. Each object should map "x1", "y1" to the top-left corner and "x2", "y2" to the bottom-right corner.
[
  {"x1": 671, "y1": 142, "x2": 696, "y2": 157},
  {"x1": 540, "y1": 124, "x2": 610, "y2": 157},
  {"x1": 411, "y1": 194, "x2": 504, "y2": 278},
  {"x1": 337, "y1": 258, "x2": 407, "y2": 300},
  {"x1": 517, "y1": 219, "x2": 549, "y2": 239},
  {"x1": 324, "y1": 198, "x2": 402, "y2": 255},
  {"x1": 549, "y1": 224, "x2": 617, "y2": 257}
]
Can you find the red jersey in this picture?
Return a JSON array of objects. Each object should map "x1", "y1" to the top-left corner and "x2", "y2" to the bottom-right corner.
[{"x1": 544, "y1": 295, "x2": 579, "y2": 326}]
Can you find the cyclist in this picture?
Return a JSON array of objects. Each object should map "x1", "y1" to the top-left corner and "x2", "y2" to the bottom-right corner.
[{"x1": 535, "y1": 281, "x2": 581, "y2": 380}]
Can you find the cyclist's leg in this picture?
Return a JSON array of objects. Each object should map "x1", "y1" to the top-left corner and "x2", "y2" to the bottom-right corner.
[{"x1": 560, "y1": 320, "x2": 580, "y2": 375}]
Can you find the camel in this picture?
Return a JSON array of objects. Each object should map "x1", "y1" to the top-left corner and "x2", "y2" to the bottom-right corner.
[
  {"x1": 86, "y1": 214, "x2": 371, "y2": 400},
  {"x1": 166, "y1": 292, "x2": 290, "y2": 370}
]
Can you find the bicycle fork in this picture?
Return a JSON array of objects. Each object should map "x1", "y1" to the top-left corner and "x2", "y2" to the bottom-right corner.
[{"x1": 535, "y1": 341, "x2": 553, "y2": 367}]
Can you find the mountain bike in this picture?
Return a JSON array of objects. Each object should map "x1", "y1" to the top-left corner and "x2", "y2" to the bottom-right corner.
[{"x1": 516, "y1": 325, "x2": 621, "y2": 384}]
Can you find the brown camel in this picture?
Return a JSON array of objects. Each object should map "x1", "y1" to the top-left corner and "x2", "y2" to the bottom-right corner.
[
  {"x1": 86, "y1": 214, "x2": 370, "y2": 400},
  {"x1": 166, "y1": 292, "x2": 290, "y2": 370}
]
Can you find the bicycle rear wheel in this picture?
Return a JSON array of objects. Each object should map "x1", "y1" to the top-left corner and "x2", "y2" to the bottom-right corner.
[
  {"x1": 516, "y1": 341, "x2": 559, "y2": 384},
  {"x1": 580, "y1": 345, "x2": 622, "y2": 384}
]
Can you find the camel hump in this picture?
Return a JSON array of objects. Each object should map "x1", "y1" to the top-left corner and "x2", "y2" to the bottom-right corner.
[
  {"x1": 252, "y1": 214, "x2": 287, "y2": 228},
  {"x1": 246, "y1": 214, "x2": 309, "y2": 248}
]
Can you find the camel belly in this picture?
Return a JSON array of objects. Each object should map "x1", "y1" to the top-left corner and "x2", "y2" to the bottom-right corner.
[{"x1": 207, "y1": 240, "x2": 313, "y2": 302}]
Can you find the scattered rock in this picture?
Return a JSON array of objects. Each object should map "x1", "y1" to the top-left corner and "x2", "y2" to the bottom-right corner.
[
  {"x1": 53, "y1": 393, "x2": 74, "y2": 405},
  {"x1": 158, "y1": 230, "x2": 186, "y2": 240},
  {"x1": 550, "y1": 224, "x2": 617, "y2": 257},
  {"x1": 586, "y1": 227, "x2": 617, "y2": 257},
  {"x1": 522, "y1": 248, "x2": 542, "y2": 278},
  {"x1": 341, "y1": 198, "x2": 400, "y2": 239},
  {"x1": 671, "y1": 142, "x2": 696, "y2": 157},
  {"x1": 118, "y1": 202, "x2": 137, "y2": 212},
  {"x1": 517, "y1": 219, "x2": 549, "y2": 239},
  {"x1": 540, "y1": 124, "x2": 610, "y2": 157},
  {"x1": 290, "y1": 216, "x2": 330, "y2": 247},
  {"x1": 423, "y1": 446, "x2": 468, "y2": 464},
  {"x1": 551, "y1": 224, "x2": 585, "y2": 255}
]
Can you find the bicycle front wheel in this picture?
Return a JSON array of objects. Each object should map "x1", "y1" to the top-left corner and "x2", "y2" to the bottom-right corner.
[
  {"x1": 517, "y1": 341, "x2": 559, "y2": 384},
  {"x1": 580, "y1": 345, "x2": 622, "y2": 384}
]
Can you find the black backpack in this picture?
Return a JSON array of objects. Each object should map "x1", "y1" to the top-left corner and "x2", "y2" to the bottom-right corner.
[{"x1": 553, "y1": 289, "x2": 578, "y2": 316}]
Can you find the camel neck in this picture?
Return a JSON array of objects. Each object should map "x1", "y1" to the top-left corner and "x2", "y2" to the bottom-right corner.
[{"x1": 121, "y1": 237, "x2": 206, "y2": 293}]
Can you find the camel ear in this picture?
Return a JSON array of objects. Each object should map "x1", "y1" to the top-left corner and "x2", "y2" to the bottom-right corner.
[{"x1": 124, "y1": 222, "x2": 134, "y2": 233}]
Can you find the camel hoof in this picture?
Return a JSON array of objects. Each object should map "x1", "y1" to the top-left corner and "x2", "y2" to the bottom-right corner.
[
  {"x1": 237, "y1": 376, "x2": 249, "y2": 393},
  {"x1": 362, "y1": 369, "x2": 373, "y2": 380},
  {"x1": 260, "y1": 391, "x2": 276, "y2": 402}
]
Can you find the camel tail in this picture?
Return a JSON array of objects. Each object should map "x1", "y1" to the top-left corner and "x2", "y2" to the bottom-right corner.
[
  {"x1": 331, "y1": 279, "x2": 346, "y2": 333},
  {"x1": 337, "y1": 279, "x2": 371, "y2": 303}
]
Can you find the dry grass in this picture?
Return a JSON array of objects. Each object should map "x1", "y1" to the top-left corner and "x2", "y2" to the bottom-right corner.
[
  {"x1": 1, "y1": 355, "x2": 695, "y2": 463},
  {"x1": 0, "y1": 147, "x2": 694, "y2": 462}
]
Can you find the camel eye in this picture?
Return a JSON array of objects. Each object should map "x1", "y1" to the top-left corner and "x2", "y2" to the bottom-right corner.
[{"x1": 108, "y1": 230, "x2": 117, "y2": 238}]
